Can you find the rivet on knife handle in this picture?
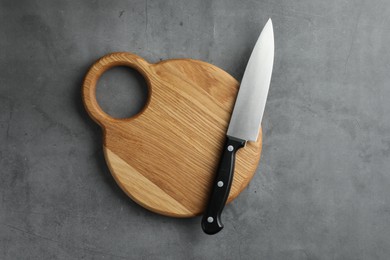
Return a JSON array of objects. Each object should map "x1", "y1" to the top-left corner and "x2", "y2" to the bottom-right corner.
[{"x1": 201, "y1": 136, "x2": 246, "y2": 235}]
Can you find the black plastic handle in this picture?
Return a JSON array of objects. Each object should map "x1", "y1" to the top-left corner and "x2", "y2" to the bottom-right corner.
[{"x1": 201, "y1": 136, "x2": 246, "y2": 235}]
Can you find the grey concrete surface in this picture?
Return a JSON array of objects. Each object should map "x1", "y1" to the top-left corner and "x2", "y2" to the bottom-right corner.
[{"x1": 1, "y1": 0, "x2": 390, "y2": 259}]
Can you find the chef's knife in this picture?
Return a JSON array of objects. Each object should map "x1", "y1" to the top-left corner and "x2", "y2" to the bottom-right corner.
[{"x1": 201, "y1": 19, "x2": 274, "y2": 235}]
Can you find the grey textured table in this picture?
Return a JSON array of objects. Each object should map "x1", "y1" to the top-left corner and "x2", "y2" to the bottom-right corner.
[{"x1": 1, "y1": 1, "x2": 390, "y2": 259}]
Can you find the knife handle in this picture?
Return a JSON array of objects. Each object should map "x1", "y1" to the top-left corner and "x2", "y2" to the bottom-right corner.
[{"x1": 201, "y1": 136, "x2": 246, "y2": 235}]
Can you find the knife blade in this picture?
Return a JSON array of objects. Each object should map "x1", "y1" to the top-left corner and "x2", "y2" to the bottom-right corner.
[{"x1": 201, "y1": 19, "x2": 274, "y2": 235}]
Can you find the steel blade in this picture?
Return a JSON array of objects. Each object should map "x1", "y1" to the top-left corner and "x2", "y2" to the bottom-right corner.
[{"x1": 227, "y1": 19, "x2": 274, "y2": 142}]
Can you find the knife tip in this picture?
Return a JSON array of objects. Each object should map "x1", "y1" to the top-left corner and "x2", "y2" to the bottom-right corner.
[
  {"x1": 264, "y1": 18, "x2": 274, "y2": 36},
  {"x1": 267, "y1": 18, "x2": 273, "y2": 26}
]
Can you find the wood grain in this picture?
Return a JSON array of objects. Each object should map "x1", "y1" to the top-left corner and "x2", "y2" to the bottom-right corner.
[{"x1": 82, "y1": 52, "x2": 262, "y2": 217}]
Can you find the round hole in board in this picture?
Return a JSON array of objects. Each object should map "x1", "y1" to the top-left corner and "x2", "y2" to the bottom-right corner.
[{"x1": 96, "y1": 66, "x2": 149, "y2": 119}]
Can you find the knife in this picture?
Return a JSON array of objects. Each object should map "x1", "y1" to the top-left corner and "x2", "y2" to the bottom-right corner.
[{"x1": 201, "y1": 19, "x2": 274, "y2": 235}]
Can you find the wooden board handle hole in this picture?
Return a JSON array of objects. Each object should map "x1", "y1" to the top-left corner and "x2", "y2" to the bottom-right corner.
[
  {"x1": 96, "y1": 66, "x2": 149, "y2": 119},
  {"x1": 82, "y1": 52, "x2": 152, "y2": 128}
]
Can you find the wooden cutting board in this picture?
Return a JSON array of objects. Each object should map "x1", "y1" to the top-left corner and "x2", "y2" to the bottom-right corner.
[{"x1": 82, "y1": 52, "x2": 262, "y2": 217}]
